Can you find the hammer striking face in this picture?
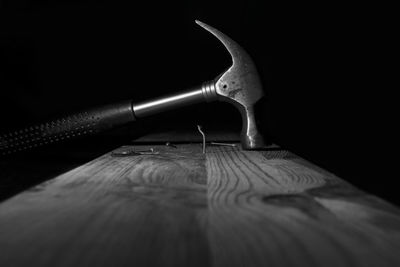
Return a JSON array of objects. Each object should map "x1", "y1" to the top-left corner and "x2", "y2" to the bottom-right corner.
[{"x1": 0, "y1": 21, "x2": 266, "y2": 156}]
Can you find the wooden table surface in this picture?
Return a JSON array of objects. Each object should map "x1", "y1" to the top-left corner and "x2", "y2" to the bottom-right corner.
[{"x1": 1, "y1": 143, "x2": 400, "y2": 267}]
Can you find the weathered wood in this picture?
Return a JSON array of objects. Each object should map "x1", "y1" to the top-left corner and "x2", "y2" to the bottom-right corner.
[{"x1": 1, "y1": 144, "x2": 400, "y2": 267}]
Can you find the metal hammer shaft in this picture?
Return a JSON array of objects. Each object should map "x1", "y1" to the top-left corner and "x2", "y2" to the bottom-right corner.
[{"x1": 133, "y1": 81, "x2": 216, "y2": 118}]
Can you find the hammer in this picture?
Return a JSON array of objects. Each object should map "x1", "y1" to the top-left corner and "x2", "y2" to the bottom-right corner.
[{"x1": 0, "y1": 21, "x2": 266, "y2": 155}]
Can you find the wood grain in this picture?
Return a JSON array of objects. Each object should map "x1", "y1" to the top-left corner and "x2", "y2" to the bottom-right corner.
[
  {"x1": 0, "y1": 145, "x2": 209, "y2": 267},
  {"x1": 206, "y1": 147, "x2": 400, "y2": 267},
  {"x1": 1, "y1": 144, "x2": 400, "y2": 267}
]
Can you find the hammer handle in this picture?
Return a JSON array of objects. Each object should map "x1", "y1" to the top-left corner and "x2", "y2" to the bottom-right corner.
[
  {"x1": 1, "y1": 83, "x2": 216, "y2": 156},
  {"x1": 0, "y1": 100, "x2": 135, "y2": 156}
]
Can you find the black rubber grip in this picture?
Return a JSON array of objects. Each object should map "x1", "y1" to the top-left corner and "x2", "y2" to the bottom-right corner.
[{"x1": 0, "y1": 100, "x2": 135, "y2": 156}]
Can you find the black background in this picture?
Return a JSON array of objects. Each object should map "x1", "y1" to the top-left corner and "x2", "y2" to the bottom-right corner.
[{"x1": 0, "y1": 1, "x2": 396, "y2": 203}]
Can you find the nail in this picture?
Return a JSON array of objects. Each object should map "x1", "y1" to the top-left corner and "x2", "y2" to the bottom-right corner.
[
  {"x1": 210, "y1": 142, "x2": 237, "y2": 147},
  {"x1": 197, "y1": 125, "x2": 206, "y2": 154},
  {"x1": 166, "y1": 142, "x2": 177, "y2": 148},
  {"x1": 111, "y1": 148, "x2": 157, "y2": 156}
]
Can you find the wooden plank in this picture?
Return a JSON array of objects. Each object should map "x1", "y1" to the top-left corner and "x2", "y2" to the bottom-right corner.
[
  {"x1": 206, "y1": 147, "x2": 400, "y2": 267},
  {"x1": 0, "y1": 145, "x2": 209, "y2": 267},
  {"x1": 1, "y1": 144, "x2": 400, "y2": 266}
]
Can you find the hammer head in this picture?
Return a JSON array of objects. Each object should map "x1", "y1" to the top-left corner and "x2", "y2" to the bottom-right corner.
[{"x1": 196, "y1": 21, "x2": 266, "y2": 149}]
